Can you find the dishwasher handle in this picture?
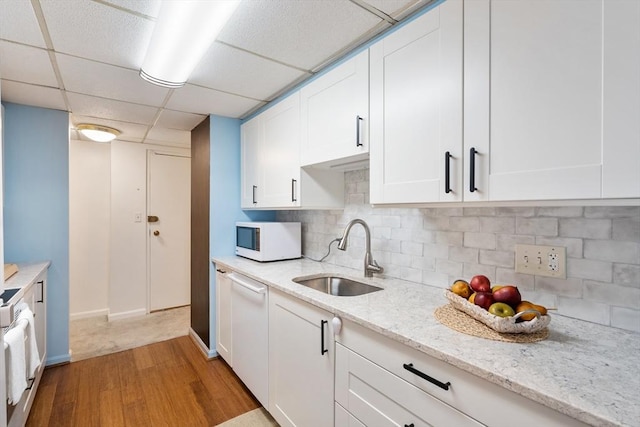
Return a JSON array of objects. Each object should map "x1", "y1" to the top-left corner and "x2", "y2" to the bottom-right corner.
[{"x1": 228, "y1": 272, "x2": 267, "y2": 294}]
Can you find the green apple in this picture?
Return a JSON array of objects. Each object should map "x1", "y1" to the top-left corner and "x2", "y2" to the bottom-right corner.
[{"x1": 488, "y1": 302, "x2": 515, "y2": 318}]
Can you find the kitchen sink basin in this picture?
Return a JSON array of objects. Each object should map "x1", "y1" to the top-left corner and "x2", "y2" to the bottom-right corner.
[{"x1": 292, "y1": 274, "x2": 382, "y2": 296}]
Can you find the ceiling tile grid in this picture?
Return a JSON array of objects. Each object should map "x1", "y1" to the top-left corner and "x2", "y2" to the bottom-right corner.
[
  {"x1": 56, "y1": 53, "x2": 170, "y2": 107},
  {"x1": 0, "y1": 41, "x2": 58, "y2": 87},
  {"x1": 1, "y1": 0, "x2": 433, "y2": 145}
]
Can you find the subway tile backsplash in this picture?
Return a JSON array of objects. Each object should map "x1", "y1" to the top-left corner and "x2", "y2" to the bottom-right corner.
[{"x1": 277, "y1": 169, "x2": 640, "y2": 333}]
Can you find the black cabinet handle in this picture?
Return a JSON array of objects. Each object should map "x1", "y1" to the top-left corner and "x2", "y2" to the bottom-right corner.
[
  {"x1": 216, "y1": 269, "x2": 226, "y2": 274},
  {"x1": 403, "y1": 363, "x2": 451, "y2": 391},
  {"x1": 252, "y1": 185, "x2": 257, "y2": 204},
  {"x1": 320, "y1": 320, "x2": 328, "y2": 355},
  {"x1": 469, "y1": 147, "x2": 478, "y2": 193},
  {"x1": 291, "y1": 179, "x2": 297, "y2": 202},
  {"x1": 36, "y1": 280, "x2": 44, "y2": 303},
  {"x1": 405, "y1": 424, "x2": 415, "y2": 427},
  {"x1": 356, "y1": 115, "x2": 363, "y2": 147},
  {"x1": 445, "y1": 151, "x2": 452, "y2": 194}
]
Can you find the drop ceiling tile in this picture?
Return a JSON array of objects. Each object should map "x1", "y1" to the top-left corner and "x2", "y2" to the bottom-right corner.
[
  {"x1": 40, "y1": 0, "x2": 154, "y2": 69},
  {"x1": 67, "y1": 92, "x2": 158, "y2": 125},
  {"x1": 71, "y1": 114, "x2": 149, "y2": 143},
  {"x1": 166, "y1": 84, "x2": 265, "y2": 119},
  {"x1": 101, "y1": 0, "x2": 161, "y2": 18},
  {"x1": 145, "y1": 127, "x2": 191, "y2": 147},
  {"x1": 0, "y1": 41, "x2": 58, "y2": 87},
  {"x1": 359, "y1": 0, "x2": 426, "y2": 18},
  {"x1": 218, "y1": 0, "x2": 383, "y2": 70},
  {"x1": 1, "y1": 80, "x2": 66, "y2": 110},
  {"x1": 156, "y1": 109, "x2": 206, "y2": 131},
  {"x1": 0, "y1": 0, "x2": 46, "y2": 48},
  {"x1": 56, "y1": 53, "x2": 169, "y2": 107},
  {"x1": 190, "y1": 42, "x2": 310, "y2": 101}
]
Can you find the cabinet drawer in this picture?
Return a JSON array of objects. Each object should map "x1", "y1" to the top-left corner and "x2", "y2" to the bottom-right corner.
[
  {"x1": 336, "y1": 344, "x2": 482, "y2": 427},
  {"x1": 335, "y1": 403, "x2": 366, "y2": 427},
  {"x1": 337, "y1": 319, "x2": 587, "y2": 427}
]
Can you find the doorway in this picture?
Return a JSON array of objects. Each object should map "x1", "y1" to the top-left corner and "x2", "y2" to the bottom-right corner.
[{"x1": 147, "y1": 151, "x2": 191, "y2": 312}]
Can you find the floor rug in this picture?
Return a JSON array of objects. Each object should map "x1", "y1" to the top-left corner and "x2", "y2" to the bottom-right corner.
[{"x1": 215, "y1": 408, "x2": 279, "y2": 427}]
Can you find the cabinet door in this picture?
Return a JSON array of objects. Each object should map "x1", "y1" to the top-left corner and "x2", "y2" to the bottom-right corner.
[
  {"x1": 215, "y1": 269, "x2": 232, "y2": 365},
  {"x1": 34, "y1": 272, "x2": 46, "y2": 365},
  {"x1": 240, "y1": 116, "x2": 262, "y2": 208},
  {"x1": 300, "y1": 50, "x2": 369, "y2": 167},
  {"x1": 268, "y1": 289, "x2": 334, "y2": 427},
  {"x1": 260, "y1": 94, "x2": 301, "y2": 208},
  {"x1": 370, "y1": 0, "x2": 463, "y2": 204},
  {"x1": 465, "y1": 0, "x2": 640, "y2": 201}
]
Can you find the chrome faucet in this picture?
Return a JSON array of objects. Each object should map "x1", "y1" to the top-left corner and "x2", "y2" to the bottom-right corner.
[{"x1": 337, "y1": 219, "x2": 384, "y2": 278}]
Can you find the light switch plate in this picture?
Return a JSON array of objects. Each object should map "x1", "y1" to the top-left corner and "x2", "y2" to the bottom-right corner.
[{"x1": 515, "y1": 244, "x2": 566, "y2": 278}]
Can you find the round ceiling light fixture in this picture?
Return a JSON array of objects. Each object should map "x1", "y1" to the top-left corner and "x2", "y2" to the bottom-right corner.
[{"x1": 77, "y1": 124, "x2": 121, "y2": 142}]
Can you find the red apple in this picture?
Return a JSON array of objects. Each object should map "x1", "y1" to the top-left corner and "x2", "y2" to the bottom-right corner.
[
  {"x1": 492, "y1": 285, "x2": 522, "y2": 308},
  {"x1": 473, "y1": 292, "x2": 494, "y2": 310},
  {"x1": 469, "y1": 275, "x2": 491, "y2": 293}
]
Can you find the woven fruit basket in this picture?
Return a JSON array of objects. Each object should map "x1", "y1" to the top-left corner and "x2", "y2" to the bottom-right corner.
[{"x1": 444, "y1": 290, "x2": 551, "y2": 334}]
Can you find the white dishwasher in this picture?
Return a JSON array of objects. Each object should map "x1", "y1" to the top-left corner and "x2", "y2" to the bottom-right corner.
[{"x1": 228, "y1": 272, "x2": 269, "y2": 408}]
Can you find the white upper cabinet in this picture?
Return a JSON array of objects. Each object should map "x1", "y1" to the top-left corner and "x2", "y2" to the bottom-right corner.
[
  {"x1": 260, "y1": 94, "x2": 301, "y2": 208},
  {"x1": 465, "y1": 0, "x2": 640, "y2": 201},
  {"x1": 370, "y1": 0, "x2": 463, "y2": 204},
  {"x1": 300, "y1": 50, "x2": 370, "y2": 168},
  {"x1": 241, "y1": 93, "x2": 344, "y2": 209}
]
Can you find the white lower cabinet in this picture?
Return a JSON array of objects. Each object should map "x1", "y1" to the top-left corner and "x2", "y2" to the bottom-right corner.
[
  {"x1": 335, "y1": 403, "x2": 365, "y2": 427},
  {"x1": 268, "y1": 289, "x2": 334, "y2": 427},
  {"x1": 336, "y1": 319, "x2": 588, "y2": 427},
  {"x1": 215, "y1": 268, "x2": 232, "y2": 365}
]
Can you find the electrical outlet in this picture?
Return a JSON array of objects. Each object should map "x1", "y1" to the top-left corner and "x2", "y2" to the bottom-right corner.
[{"x1": 515, "y1": 244, "x2": 566, "y2": 278}]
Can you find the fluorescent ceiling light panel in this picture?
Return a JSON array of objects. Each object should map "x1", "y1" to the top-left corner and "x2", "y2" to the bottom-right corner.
[{"x1": 140, "y1": 0, "x2": 241, "y2": 88}]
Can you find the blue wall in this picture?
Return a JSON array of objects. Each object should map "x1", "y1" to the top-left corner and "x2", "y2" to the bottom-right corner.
[
  {"x1": 2, "y1": 103, "x2": 70, "y2": 365},
  {"x1": 208, "y1": 115, "x2": 274, "y2": 354}
]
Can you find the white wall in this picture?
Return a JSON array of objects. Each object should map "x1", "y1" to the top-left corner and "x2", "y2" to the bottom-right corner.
[
  {"x1": 69, "y1": 139, "x2": 110, "y2": 319},
  {"x1": 70, "y1": 139, "x2": 190, "y2": 320},
  {"x1": 108, "y1": 141, "x2": 190, "y2": 320}
]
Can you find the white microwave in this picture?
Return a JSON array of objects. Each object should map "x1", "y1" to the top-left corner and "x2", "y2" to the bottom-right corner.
[{"x1": 235, "y1": 222, "x2": 301, "y2": 262}]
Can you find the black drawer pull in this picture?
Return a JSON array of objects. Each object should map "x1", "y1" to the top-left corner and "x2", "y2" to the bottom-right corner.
[
  {"x1": 469, "y1": 147, "x2": 478, "y2": 193},
  {"x1": 320, "y1": 320, "x2": 328, "y2": 355},
  {"x1": 356, "y1": 115, "x2": 364, "y2": 147},
  {"x1": 37, "y1": 280, "x2": 44, "y2": 303},
  {"x1": 403, "y1": 363, "x2": 451, "y2": 391},
  {"x1": 444, "y1": 151, "x2": 452, "y2": 194},
  {"x1": 405, "y1": 424, "x2": 415, "y2": 427}
]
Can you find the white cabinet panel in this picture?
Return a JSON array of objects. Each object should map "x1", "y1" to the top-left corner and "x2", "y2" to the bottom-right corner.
[
  {"x1": 215, "y1": 269, "x2": 232, "y2": 365},
  {"x1": 466, "y1": 0, "x2": 640, "y2": 201},
  {"x1": 268, "y1": 289, "x2": 334, "y2": 427},
  {"x1": 301, "y1": 50, "x2": 369, "y2": 168},
  {"x1": 240, "y1": 117, "x2": 262, "y2": 208},
  {"x1": 241, "y1": 93, "x2": 344, "y2": 209},
  {"x1": 370, "y1": 0, "x2": 463, "y2": 204}
]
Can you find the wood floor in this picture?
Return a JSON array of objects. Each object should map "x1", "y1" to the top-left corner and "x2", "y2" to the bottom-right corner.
[{"x1": 26, "y1": 336, "x2": 260, "y2": 427}]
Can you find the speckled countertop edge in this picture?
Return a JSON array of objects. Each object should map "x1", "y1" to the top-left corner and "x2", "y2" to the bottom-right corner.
[
  {"x1": 213, "y1": 256, "x2": 639, "y2": 427},
  {"x1": 3, "y1": 261, "x2": 51, "y2": 304}
]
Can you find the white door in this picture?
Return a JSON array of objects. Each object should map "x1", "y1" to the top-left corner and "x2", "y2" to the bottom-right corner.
[
  {"x1": 370, "y1": 0, "x2": 463, "y2": 204},
  {"x1": 148, "y1": 151, "x2": 191, "y2": 311}
]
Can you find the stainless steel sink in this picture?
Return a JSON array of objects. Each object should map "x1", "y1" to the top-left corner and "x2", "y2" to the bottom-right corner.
[{"x1": 292, "y1": 274, "x2": 382, "y2": 296}]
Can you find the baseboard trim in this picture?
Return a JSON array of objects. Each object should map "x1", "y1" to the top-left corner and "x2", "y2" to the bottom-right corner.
[
  {"x1": 70, "y1": 309, "x2": 109, "y2": 321},
  {"x1": 46, "y1": 353, "x2": 71, "y2": 367},
  {"x1": 189, "y1": 328, "x2": 217, "y2": 360},
  {"x1": 107, "y1": 308, "x2": 147, "y2": 322}
]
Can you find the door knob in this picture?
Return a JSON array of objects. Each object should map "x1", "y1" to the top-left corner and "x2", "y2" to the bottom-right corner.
[{"x1": 153, "y1": 230, "x2": 160, "y2": 236}]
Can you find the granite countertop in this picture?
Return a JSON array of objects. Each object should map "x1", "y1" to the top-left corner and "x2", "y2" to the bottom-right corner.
[
  {"x1": 213, "y1": 256, "x2": 639, "y2": 427},
  {"x1": 3, "y1": 261, "x2": 51, "y2": 305}
]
